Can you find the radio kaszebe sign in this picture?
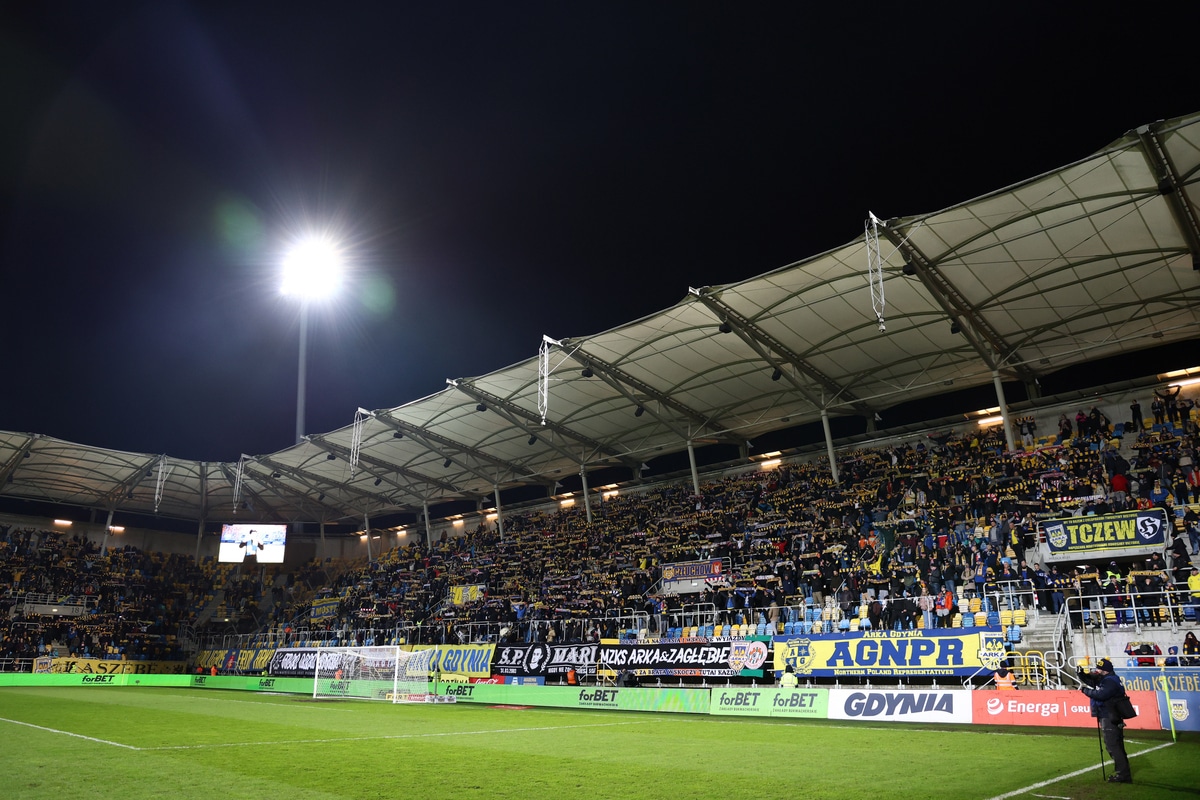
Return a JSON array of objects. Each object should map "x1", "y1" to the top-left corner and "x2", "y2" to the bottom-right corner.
[
  {"x1": 1042, "y1": 507, "x2": 1168, "y2": 554},
  {"x1": 773, "y1": 628, "x2": 1007, "y2": 678}
]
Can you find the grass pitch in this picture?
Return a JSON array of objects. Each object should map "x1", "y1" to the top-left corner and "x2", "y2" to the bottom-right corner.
[{"x1": 0, "y1": 687, "x2": 1196, "y2": 800}]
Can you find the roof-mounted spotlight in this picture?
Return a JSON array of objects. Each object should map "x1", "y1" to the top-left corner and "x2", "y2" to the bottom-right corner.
[
  {"x1": 443, "y1": 458, "x2": 452, "y2": 468},
  {"x1": 949, "y1": 321, "x2": 962, "y2": 335},
  {"x1": 392, "y1": 431, "x2": 403, "y2": 439},
  {"x1": 317, "y1": 493, "x2": 324, "y2": 501},
  {"x1": 528, "y1": 435, "x2": 538, "y2": 446},
  {"x1": 634, "y1": 405, "x2": 645, "y2": 417},
  {"x1": 24, "y1": 451, "x2": 32, "y2": 459},
  {"x1": 374, "y1": 477, "x2": 382, "y2": 486},
  {"x1": 271, "y1": 472, "x2": 281, "y2": 479},
  {"x1": 771, "y1": 368, "x2": 783, "y2": 381},
  {"x1": 718, "y1": 320, "x2": 733, "y2": 334},
  {"x1": 326, "y1": 453, "x2": 336, "y2": 460},
  {"x1": 475, "y1": 403, "x2": 487, "y2": 412},
  {"x1": 902, "y1": 261, "x2": 917, "y2": 276},
  {"x1": 581, "y1": 366, "x2": 594, "y2": 378}
]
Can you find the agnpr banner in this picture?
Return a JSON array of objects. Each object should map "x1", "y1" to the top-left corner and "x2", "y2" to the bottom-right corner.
[
  {"x1": 773, "y1": 628, "x2": 1006, "y2": 678},
  {"x1": 1042, "y1": 507, "x2": 1168, "y2": 554}
]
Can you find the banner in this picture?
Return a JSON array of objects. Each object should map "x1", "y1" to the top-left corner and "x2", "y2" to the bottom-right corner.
[
  {"x1": 1116, "y1": 668, "x2": 1200, "y2": 695},
  {"x1": 50, "y1": 657, "x2": 189, "y2": 674},
  {"x1": 449, "y1": 584, "x2": 486, "y2": 605},
  {"x1": 1042, "y1": 508, "x2": 1168, "y2": 554},
  {"x1": 709, "y1": 687, "x2": 829, "y2": 719},
  {"x1": 973, "y1": 689, "x2": 1160, "y2": 729},
  {"x1": 773, "y1": 628, "x2": 1006, "y2": 678},
  {"x1": 310, "y1": 597, "x2": 339, "y2": 623},
  {"x1": 828, "y1": 689, "x2": 973, "y2": 724},
  {"x1": 421, "y1": 644, "x2": 495, "y2": 678},
  {"x1": 1159, "y1": 690, "x2": 1200, "y2": 732},
  {"x1": 195, "y1": 648, "x2": 276, "y2": 674},
  {"x1": 597, "y1": 638, "x2": 767, "y2": 677},
  {"x1": 661, "y1": 559, "x2": 724, "y2": 583},
  {"x1": 492, "y1": 642, "x2": 598, "y2": 677}
]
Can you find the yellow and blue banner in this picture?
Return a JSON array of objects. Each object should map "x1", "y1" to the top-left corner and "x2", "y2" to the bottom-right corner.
[
  {"x1": 773, "y1": 628, "x2": 1006, "y2": 678},
  {"x1": 1043, "y1": 508, "x2": 1168, "y2": 554}
]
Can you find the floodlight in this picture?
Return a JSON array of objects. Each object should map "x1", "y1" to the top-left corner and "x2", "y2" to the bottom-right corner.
[{"x1": 281, "y1": 236, "x2": 344, "y2": 300}]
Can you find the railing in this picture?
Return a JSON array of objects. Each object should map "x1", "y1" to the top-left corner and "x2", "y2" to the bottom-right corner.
[{"x1": 1065, "y1": 585, "x2": 1193, "y2": 637}]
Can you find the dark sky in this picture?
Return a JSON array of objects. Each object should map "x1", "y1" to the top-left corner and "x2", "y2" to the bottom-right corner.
[{"x1": 2, "y1": 2, "x2": 1196, "y2": 463}]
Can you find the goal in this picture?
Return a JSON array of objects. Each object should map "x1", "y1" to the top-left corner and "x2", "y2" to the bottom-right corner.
[{"x1": 312, "y1": 645, "x2": 448, "y2": 703}]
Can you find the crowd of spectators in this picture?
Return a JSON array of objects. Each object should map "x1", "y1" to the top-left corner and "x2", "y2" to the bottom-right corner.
[
  {"x1": 276, "y1": 395, "x2": 1199, "y2": 648},
  {"x1": 0, "y1": 526, "x2": 228, "y2": 667},
  {"x1": 4, "y1": 393, "x2": 1198, "y2": 669}
]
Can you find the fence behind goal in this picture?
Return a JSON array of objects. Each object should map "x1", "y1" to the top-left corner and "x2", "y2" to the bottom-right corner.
[{"x1": 312, "y1": 646, "x2": 452, "y2": 703}]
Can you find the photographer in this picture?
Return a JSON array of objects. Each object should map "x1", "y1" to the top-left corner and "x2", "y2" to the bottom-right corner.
[{"x1": 1077, "y1": 658, "x2": 1133, "y2": 783}]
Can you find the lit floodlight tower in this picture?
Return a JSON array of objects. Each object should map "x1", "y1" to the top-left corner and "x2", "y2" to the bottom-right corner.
[{"x1": 282, "y1": 236, "x2": 344, "y2": 444}]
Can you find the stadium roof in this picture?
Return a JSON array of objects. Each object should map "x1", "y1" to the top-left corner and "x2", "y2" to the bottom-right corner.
[{"x1": 4, "y1": 111, "x2": 1200, "y2": 527}]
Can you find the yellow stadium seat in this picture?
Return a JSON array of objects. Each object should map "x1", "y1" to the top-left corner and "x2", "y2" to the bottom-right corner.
[
  {"x1": 850, "y1": 618, "x2": 860, "y2": 631},
  {"x1": 712, "y1": 624, "x2": 724, "y2": 637},
  {"x1": 811, "y1": 621, "x2": 823, "y2": 634},
  {"x1": 916, "y1": 616, "x2": 924, "y2": 629},
  {"x1": 952, "y1": 614, "x2": 963, "y2": 627},
  {"x1": 1000, "y1": 610, "x2": 1013, "y2": 626},
  {"x1": 1014, "y1": 609, "x2": 1027, "y2": 626},
  {"x1": 969, "y1": 597, "x2": 982, "y2": 613},
  {"x1": 974, "y1": 612, "x2": 988, "y2": 626}
]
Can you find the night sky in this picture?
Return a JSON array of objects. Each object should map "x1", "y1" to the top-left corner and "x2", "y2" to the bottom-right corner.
[{"x1": 2, "y1": 3, "x2": 1197, "y2": 463}]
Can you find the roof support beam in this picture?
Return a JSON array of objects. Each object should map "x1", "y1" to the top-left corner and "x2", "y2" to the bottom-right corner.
[
  {"x1": 100, "y1": 455, "x2": 162, "y2": 508},
  {"x1": 307, "y1": 434, "x2": 477, "y2": 504},
  {"x1": 1136, "y1": 124, "x2": 1200, "y2": 270},
  {"x1": 690, "y1": 287, "x2": 873, "y2": 416},
  {"x1": 374, "y1": 412, "x2": 537, "y2": 481},
  {"x1": 215, "y1": 462, "x2": 288, "y2": 521},
  {"x1": 449, "y1": 380, "x2": 640, "y2": 471},
  {"x1": 0, "y1": 435, "x2": 37, "y2": 486},
  {"x1": 556, "y1": 339, "x2": 737, "y2": 443},
  {"x1": 878, "y1": 223, "x2": 1037, "y2": 384},
  {"x1": 252, "y1": 456, "x2": 386, "y2": 516}
]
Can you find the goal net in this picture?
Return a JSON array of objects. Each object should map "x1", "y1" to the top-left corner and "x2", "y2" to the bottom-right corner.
[{"x1": 312, "y1": 645, "x2": 448, "y2": 703}]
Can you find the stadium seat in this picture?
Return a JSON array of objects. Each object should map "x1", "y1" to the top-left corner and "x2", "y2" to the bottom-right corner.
[
  {"x1": 951, "y1": 614, "x2": 962, "y2": 628},
  {"x1": 958, "y1": 598, "x2": 969, "y2": 614},
  {"x1": 755, "y1": 622, "x2": 767, "y2": 636},
  {"x1": 976, "y1": 612, "x2": 990, "y2": 627},
  {"x1": 986, "y1": 612, "x2": 1000, "y2": 627},
  {"x1": 849, "y1": 618, "x2": 860, "y2": 631},
  {"x1": 811, "y1": 621, "x2": 823, "y2": 634},
  {"x1": 858, "y1": 617, "x2": 871, "y2": 630},
  {"x1": 1000, "y1": 610, "x2": 1013, "y2": 626},
  {"x1": 713, "y1": 624, "x2": 724, "y2": 637},
  {"x1": 969, "y1": 597, "x2": 982, "y2": 614},
  {"x1": 961, "y1": 614, "x2": 974, "y2": 628},
  {"x1": 1013, "y1": 609, "x2": 1027, "y2": 626}
]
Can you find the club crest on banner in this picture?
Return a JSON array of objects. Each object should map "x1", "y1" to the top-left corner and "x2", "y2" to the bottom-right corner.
[
  {"x1": 1045, "y1": 522, "x2": 1068, "y2": 550},
  {"x1": 1136, "y1": 513, "x2": 1163, "y2": 542},
  {"x1": 977, "y1": 634, "x2": 1007, "y2": 671},
  {"x1": 1170, "y1": 698, "x2": 1189, "y2": 722},
  {"x1": 784, "y1": 638, "x2": 815, "y2": 672},
  {"x1": 728, "y1": 640, "x2": 767, "y2": 671}
]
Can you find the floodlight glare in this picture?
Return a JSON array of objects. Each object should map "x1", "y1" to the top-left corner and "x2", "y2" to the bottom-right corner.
[{"x1": 281, "y1": 237, "x2": 344, "y2": 300}]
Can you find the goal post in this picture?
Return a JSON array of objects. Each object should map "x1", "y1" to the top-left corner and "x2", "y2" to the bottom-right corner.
[{"x1": 312, "y1": 645, "x2": 451, "y2": 703}]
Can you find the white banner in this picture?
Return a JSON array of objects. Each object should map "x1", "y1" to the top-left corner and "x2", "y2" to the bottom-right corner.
[{"x1": 827, "y1": 689, "x2": 973, "y2": 724}]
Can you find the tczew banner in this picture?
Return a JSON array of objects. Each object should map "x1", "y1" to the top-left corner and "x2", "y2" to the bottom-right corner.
[{"x1": 492, "y1": 643, "x2": 599, "y2": 677}]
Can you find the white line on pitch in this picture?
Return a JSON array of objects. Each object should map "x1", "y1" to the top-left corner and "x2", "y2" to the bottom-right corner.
[
  {"x1": 0, "y1": 716, "x2": 140, "y2": 750},
  {"x1": 981, "y1": 741, "x2": 1175, "y2": 800},
  {"x1": 1029, "y1": 794, "x2": 1071, "y2": 799},
  {"x1": 142, "y1": 720, "x2": 648, "y2": 751}
]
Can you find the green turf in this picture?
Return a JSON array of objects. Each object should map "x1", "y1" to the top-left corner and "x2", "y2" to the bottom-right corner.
[{"x1": 0, "y1": 687, "x2": 1196, "y2": 799}]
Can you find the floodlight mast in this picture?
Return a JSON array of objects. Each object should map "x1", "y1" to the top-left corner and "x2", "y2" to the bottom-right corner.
[{"x1": 282, "y1": 236, "x2": 344, "y2": 444}]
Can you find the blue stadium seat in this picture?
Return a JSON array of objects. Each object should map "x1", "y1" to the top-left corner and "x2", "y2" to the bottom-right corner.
[{"x1": 961, "y1": 613, "x2": 974, "y2": 628}]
